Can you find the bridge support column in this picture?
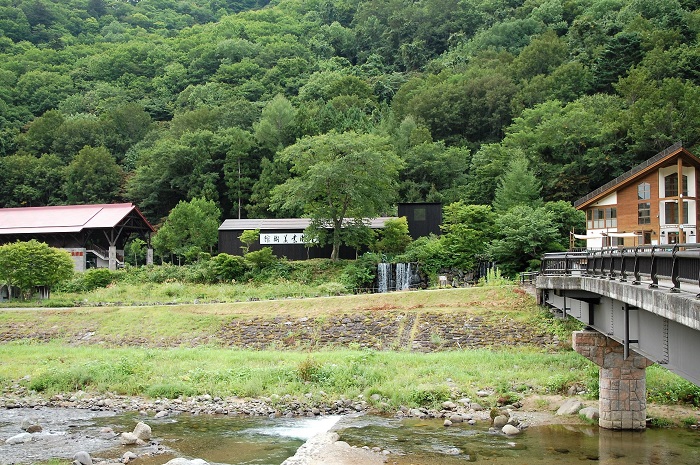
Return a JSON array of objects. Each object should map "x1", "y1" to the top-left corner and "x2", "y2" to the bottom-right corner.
[{"x1": 573, "y1": 330, "x2": 653, "y2": 430}]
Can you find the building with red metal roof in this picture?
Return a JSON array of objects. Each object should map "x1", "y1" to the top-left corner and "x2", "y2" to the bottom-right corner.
[{"x1": 0, "y1": 203, "x2": 154, "y2": 271}]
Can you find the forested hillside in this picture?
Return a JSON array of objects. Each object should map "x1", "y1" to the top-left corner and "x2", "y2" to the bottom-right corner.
[{"x1": 1, "y1": 0, "x2": 698, "y2": 225}]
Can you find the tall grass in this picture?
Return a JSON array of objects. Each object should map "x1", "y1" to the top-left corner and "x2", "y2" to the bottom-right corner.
[{"x1": 0, "y1": 343, "x2": 598, "y2": 408}]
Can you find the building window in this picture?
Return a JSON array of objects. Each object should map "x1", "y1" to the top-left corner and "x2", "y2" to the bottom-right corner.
[
  {"x1": 605, "y1": 207, "x2": 617, "y2": 228},
  {"x1": 638, "y1": 202, "x2": 651, "y2": 224},
  {"x1": 638, "y1": 182, "x2": 650, "y2": 200},
  {"x1": 664, "y1": 173, "x2": 688, "y2": 198},
  {"x1": 594, "y1": 209, "x2": 605, "y2": 228},
  {"x1": 587, "y1": 207, "x2": 617, "y2": 229},
  {"x1": 413, "y1": 207, "x2": 426, "y2": 221},
  {"x1": 664, "y1": 201, "x2": 688, "y2": 224}
]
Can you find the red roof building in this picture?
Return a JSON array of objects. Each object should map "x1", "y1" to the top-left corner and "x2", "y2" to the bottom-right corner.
[{"x1": 0, "y1": 203, "x2": 154, "y2": 271}]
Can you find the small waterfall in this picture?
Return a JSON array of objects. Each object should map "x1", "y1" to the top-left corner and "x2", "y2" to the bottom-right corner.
[
  {"x1": 377, "y1": 262, "x2": 391, "y2": 293},
  {"x1": 396, "y1": 263, "x2": 412, "y2": 291}
]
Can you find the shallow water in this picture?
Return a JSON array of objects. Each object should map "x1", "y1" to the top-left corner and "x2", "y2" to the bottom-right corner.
[
  {"x1": 99, "y1": 413, "x2": 342, "y2": 465},
  {"x1": 97, "y1": 413, "x2": 700, "y2": 465},
  {"x1": 338, "y1": 416, "x2": 700, "y2": 464}
]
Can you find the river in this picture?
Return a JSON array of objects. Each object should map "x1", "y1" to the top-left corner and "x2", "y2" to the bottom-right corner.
[{"x1": 2, "y1": 408, "x2": 699, "y2": 464}]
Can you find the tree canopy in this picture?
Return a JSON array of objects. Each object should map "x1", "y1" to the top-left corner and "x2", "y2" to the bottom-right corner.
[
  {"x1": 271, "y1": 131, "x2": 402, "y2": 260},
  {"x1": 152, "y1": 197, "x2": 221, "y2": 263},
  {"x1": 0, "y1": 0, "x2": 698, "y2": 274},
  {"x1": 0, "y1": 240, "x2": 74, "y2": 299}
]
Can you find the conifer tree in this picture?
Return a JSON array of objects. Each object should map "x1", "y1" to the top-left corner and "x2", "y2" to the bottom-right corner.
[{"x1": 492, "y1": 157, "x2": 542, "y2": 212}]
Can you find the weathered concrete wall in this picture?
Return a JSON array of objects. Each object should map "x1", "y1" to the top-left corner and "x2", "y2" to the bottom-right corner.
[{"x1": 573, "y1": 330, "x2": 652, "y2": 430}]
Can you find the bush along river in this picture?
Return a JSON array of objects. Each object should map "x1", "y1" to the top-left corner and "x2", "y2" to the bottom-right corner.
[{"x1": 1, "y1": 398, "x2": 699, "y2": 465}]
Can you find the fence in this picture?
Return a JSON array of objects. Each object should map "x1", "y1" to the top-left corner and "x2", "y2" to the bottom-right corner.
[{"x1": 540, "y1": 244, "x2": 700, "y2": 295}]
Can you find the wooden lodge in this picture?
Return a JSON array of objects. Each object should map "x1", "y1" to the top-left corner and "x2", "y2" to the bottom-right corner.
[{"x1": 574, "y1": 143, "x2": 700, "y2": 248}]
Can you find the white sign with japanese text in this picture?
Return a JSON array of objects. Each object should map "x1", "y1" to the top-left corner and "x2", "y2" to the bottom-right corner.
[{"x1": 260, "y1": 233, "x2": 307, "y2": 245}]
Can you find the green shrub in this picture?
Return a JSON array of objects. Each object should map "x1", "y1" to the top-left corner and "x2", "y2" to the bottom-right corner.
[
  {"x1": 395, "y1": 235, "x2": 445, "y2": 279},
  {"x1": 341, "y1": 263, "x2": 375, "y2": 290},
  {"x1": 211, "y1": 253, "x2": 248, "y2": 282},
  {"x1": 298, "y1": 357, "x2": 322, "y2": 383},
  {"x1": 409, "y1": 384, "x2": 451, "y2": 407},
  {"x1": 317, "y1": 282, "x2": 348, "y2": 296},
  {"x1": 244, "y1": 247, "x2": 277, "y2": 270},
  {"x1": 57, "y1": 268, "x2": 117, "y2": 292}
]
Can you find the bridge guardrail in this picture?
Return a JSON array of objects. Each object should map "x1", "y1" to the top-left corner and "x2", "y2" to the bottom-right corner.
[{"x1": 540, "y1": 244, "x2": 700, "y2": 296}]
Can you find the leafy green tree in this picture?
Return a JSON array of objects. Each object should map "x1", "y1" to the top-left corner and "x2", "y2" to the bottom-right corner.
[
  {"x1": 399, "y1": 142, "x2": 471, "y2": 203},
  {"x1": 253, "y1": 93, "x2": 298, "y2": 152},
  {"x1": 543, "y1": 200, "x2": 586, "y2": 249},
  {"x1": 124, "y1": 238, "x2": 147, "y2": 266},
  {"x1": 239, "y1": 229, "x2": 260, "y2": 254},
  {"x1": 152, "y1": 197, "x2": 221, "y2": 264},
  {"x1": 64, "y1": 146, "x2": 123, "y2": 204},
  {"x1": 271, "y1": 131, "x2": 403, "y2": 260},
  {"x1": 222, "y1": 127, "x2": 257, "y2": 218},
  {"x1": 502, "y1": 94, "x2": 628, "y2": 201},
  {"x1": 492, "y1": 157, "x2": 542, "y2": 213},
  {"x1": 440, "y1": 202, "x2": 495, "y2": 271},
  {"x1": 15, "y1": 70, "x2": 74, "y2": 116},
  {"x1": 0, "y1": 240, "x2": 74, "y2": 300},
  {"x1": 374, "y1": 217, "x2": 412, "y2": 256},
  {"x1": 15, "y1": 109, "x2": 65, "y2": 156},
  {"x1": 0, "y1": 153, "x2": 64, "y2": 207},
  {"x1": 488, "y1": 205, "x2": 560, "y2": 276},
  {"x1": 341, "y1": 223, "x2": 376, "y2": 258}
]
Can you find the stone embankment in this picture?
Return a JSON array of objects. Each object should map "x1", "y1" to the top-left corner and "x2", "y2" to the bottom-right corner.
[{"x1": 0, "y1": 310, "x2": 561, "y2": 350}]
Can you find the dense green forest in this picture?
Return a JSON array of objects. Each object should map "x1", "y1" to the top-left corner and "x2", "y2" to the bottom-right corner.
[{"x1": 1, "y1": 0, "x2": 699, "y2": 266}]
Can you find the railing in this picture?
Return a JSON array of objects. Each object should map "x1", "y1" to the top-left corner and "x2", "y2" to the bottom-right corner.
[
  {"x1": 519, "y1": 272, "x2": 539, "y2": 285},
  {"x1": 540, "y1": 244, "x2": 700, "y2": 296}
]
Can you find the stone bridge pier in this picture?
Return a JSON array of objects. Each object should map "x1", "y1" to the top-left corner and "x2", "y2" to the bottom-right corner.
[{"x1": 573, "y1": 330, "x2": 653, "y2": 430}]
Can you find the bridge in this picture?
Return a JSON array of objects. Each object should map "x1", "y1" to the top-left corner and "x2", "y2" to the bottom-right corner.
[{"x1": 536, "y1": 245, "x2": 700, "y2": 430}]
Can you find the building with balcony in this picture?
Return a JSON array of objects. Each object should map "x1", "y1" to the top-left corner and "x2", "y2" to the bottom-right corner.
[{"x1": 574, "y1": 143, "x2": 699, "y2": 248}]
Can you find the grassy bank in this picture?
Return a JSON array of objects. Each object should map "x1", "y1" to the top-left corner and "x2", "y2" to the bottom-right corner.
[
  {"x1": 0, "y1": 286, "x2": 698, "y2": 411},
  {"x1": 0, "y1": 343, "x2": 594, "y2": 408}
]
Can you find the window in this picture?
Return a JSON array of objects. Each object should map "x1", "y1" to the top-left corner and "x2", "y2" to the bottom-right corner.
[
  {"x1": 413, "y1": 207, "x2": 426, "y2": 221},
  {"x1": 587, "y1": 207, "x2": 617, "y2": 229},
  {"x1": 665, "y1": 201, "x2": 678, "y2": 224},
  {"x1": 638, "y1": 182, "x2": 650, "y2": 200},
  {"x1": 664, "y1": 173, "x2": 688, "y2": 198},
  {"x1": 638, "y1": 202, "x2": 651, "y2": 224},
  {"x1": 594, "y1": 209, "x2": 605, "y2": 228},
  {"x1": 664, "y1": 201, "x2": 689, "y2": 225},
  {"x1": 605, "y1": 207, "x2": 617, "y2": 228}
]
